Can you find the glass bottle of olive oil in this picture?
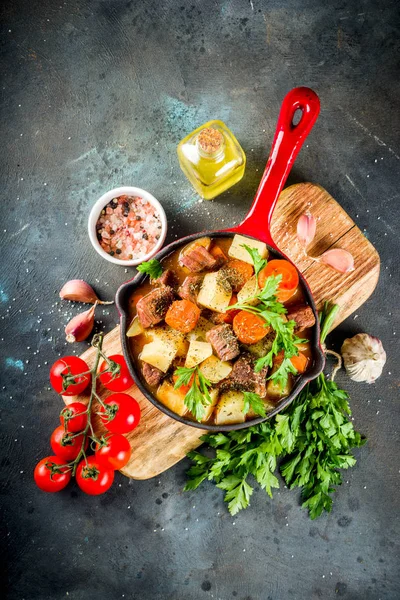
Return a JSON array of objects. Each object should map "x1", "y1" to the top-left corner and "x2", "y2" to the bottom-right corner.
[{"x1": 177, "y1": 120, "x2": 246, "y2": 200}]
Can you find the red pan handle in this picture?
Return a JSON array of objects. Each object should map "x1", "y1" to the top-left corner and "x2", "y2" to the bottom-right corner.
[{"x1": 230, "y1": 87, "x2": 320, "y2": 247}]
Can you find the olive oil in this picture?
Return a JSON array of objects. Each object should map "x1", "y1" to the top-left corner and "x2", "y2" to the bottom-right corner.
[{"x1": 177, "y1": 120, "x2": 246, "y2": 200}]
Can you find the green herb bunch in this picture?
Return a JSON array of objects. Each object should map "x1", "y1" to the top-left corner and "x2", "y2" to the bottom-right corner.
[{"x1": 184, "y1": 303, "x2": 366, "y2": 519}]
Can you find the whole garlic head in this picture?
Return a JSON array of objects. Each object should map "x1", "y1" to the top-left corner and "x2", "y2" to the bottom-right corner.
[{"x1": 341, "y1": 333, "x2": 386, "y2": 384}]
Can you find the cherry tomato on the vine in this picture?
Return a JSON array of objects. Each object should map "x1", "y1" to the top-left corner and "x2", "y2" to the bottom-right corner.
[
  {"x1": 99, "y1": 354, "x2": 134, "y2": 392},
  {"x1": 99, "y1": 393, "x2": 141, "y2": 434},
  {"x1": 50, "y1": 426, "x2": 88, "y2": 461},
  {"x1": 60, "y1": 401, "x2": 88, "y2": 433},
  {"x1": 34, "y1": 456, "x2": 71, "y2": 493},
  {"x1": 95, "y1": 434, "x2": 132, "y2": 470},
  {"x1": 50, "y1": 356, "x2": 91, "y2": 396},
  {"x1": 75, "y1": 456, "x2": 114, "y2": 495}
]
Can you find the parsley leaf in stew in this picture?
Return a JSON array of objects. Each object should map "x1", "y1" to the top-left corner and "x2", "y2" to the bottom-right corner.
[
  {"x1": 174, "y1": 366, "x2": 212, "y2": 422},
  {"x1": 228, "y1": 250, "x2": 304, "y2": 389},
  {"x1": 137, "y1": 258, "x2": 163, "y2": 280},
  {"x1": 242, "y1": 244, "x2": 267, "y2": 278},
  {"x1": 242, "y1": 391, "x2": 267, "y2": 418}
]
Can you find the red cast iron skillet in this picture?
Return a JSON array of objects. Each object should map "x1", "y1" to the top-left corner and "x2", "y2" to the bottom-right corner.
[{"x1": 116, "y1": 87, "x2": 325, "y2": 431}]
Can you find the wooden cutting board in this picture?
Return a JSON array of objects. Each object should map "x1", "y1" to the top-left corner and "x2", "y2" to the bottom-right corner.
[{"x1": 63, "y1": 183, "x2": 380, "y2": 480}]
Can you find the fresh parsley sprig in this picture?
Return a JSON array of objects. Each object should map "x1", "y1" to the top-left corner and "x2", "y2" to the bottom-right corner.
[
  {"x1": 184, "y1": 303, "x2": 366, "y2": 519},
  {"x1": 241, "y1": 244, "x2": 267, "y2": 278},
  {"x1": 242, "y1": 391, "x2": 267, "y2": 418},
  {"x1": 228, "y1": 267, "x2": 303, "y2": 386},
  {"x1": 137, "y1": 258, "x2": 163, "y2": 280},
  {"x1": 174, "y1": 365, "x2": 213, "y2": 422}
]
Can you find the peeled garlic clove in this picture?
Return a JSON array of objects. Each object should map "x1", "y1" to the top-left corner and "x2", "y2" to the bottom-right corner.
[
  {"x1": 341, "y1": 333, "x2": 386, "y2": 384},
  {"x1": 65, "y1": 303, "x2": 97, "y2": 343},
  {"x1": 59, "y1": 279, "x2": 113, "y2": 305},
  {"x1": 297, "y1": 212, "x2": 317, "y2": 248},
  {"x1": 319, "y1": 248, "x2": 354, "y2": 273}
]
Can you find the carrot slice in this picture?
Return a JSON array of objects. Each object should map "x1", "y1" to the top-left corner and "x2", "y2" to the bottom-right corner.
[
  {"x1": 165, "y1": 299, "x2": 201, "y2": 333},
  {"x1": 232, "y1": 310, "x2": 270, "y2": 344},
  {"x1": 209, "y1": 245, "x2": 228, "y2": 266},
  {"x1": 224, "y1": 259, "x2": 254, "y2": 291},
  {"x1": 172, "y1": 373, "x2": 194, "y2": 395},
  {"x1": 274, "y1": 350, "x2": 308, "y2": 373},
  {"x1": 290, "y1": 353, "x2": 308, "y2": 373},
  {"x1": 258, "y1": 260, "x2": 299, "y2": 303}
]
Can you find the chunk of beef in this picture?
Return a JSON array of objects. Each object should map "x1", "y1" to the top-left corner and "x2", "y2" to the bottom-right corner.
[
  {"x1": 153, "y1": 269, "x2": 176, "y2": 288},
  {"x1": 136, "y1": 286, "x2": 174, "y2": 328},
  {"x1": 208, "y1": 311, "x2": 228, "y2": 325},
  {"x1": 177, "y1": 275, "x2": 203, "y2": 305},
  {"x1": 206, "y1": 324, "x2": 240, "y2": 361},
  {"x1": 142, "y1": 362, "x2": 164, "y2": 387},
  {"x1": 179, "y1": 245, "x2": 217, "y2": 272},
  {"x1": 287, "y1": 305, "x2": 316, "y2": 332},
  {"x1": 219, "y1": 354, "x2": 268, "y2": 398}
]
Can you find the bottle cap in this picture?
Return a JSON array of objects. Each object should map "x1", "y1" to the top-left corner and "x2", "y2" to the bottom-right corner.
[{"x1": 197, "y1": 128, "x2": 224, "y2": 156}]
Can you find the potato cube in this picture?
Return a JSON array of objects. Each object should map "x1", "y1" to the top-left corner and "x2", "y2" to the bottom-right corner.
[
  {"x1": 243, "y1": 335, "x2": 274, "y2": 359},
  {"x1": 156, "y1": 380, "x2": 188, "y2": 416},
  {"x1": 199, "y1": 355, "x2": 232, "y2": 383},
  {"x1": 197, "y1": 272, "x2": 232, "y2": 313},
  {"x1": 237, "y1": 275, "x2": 259, "y2": 305},
  {"x1": 145, "y1": 325, "x2": 187, "y2": 357},
  {"x1": 201, "y1": 388, "x2": 219, "y2": 422},
  {"x1": 214, "y1": 390, "x2": 246, "y2": 425},
  {"x1": 186, "y1": 316, "x2": 214, "y2": 342},
  {"x1": 228, "y1": 234, "x2": 268, "y2": 264},
  {"x1": 266, "y1": 370, "x2": 293, "y2": 400},
  {"x1": 185, "y1": 341, "x2": 213, "y2": 368},
  {"x1": 247, "y1": 398, "x2": 276, "y2": 418},
  {"x1": 139, "y1": 339, "x2": 178, "y2": 373},
  {"x1": 126, "y1": 316, "x2": 144, "y2": 337}
]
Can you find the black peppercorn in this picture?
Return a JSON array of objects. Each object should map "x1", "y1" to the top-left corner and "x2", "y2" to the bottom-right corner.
[
  {"x1": 142, "y1": 233, "x2": 148, "y2": 240},
  {"x1": 116, "y1": 248, "x2": 122, "y2": 254},
  {"x1": 109, "y1": 250, "x2": 115, "y2": 256}
]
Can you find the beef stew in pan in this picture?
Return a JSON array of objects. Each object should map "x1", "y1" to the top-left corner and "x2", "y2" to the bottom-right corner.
[{"x1": 127, "y1": 234, "x2": 316, "y2": 425}]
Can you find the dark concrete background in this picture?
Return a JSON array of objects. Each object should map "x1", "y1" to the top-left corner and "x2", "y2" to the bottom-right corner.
[{"x1": 1, "y1": 0, "x2": 399, "y2": 598}]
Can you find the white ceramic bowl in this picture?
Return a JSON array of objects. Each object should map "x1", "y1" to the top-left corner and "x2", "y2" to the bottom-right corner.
[{"x1": 88, "y1": 186, "x2": 167, "y2": 266}]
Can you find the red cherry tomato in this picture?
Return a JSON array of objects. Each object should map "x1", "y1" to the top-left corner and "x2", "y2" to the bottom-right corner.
[
  {"x1": 75, "y1": 456, "x2": 114, "y2": 495},
  {"x1": 34, "y1": 456, "x2": 71, "y2": 493},
  {"x1": 95, "y1": 434, "x2": 132, "y2": 470},
  {"x1": 50, "y1": 356, "x2": 91, "y2": 396},
  {"x1": 99, "y1": 354, "x2": 134, "y2": 392},
  {"x1": 50, "y1": 426, "x2": 88, "y2": 461},
  {"x1": 99, "y1": 393, "x2": 141, "y2": 434},
  {"x1": 258, "y1": 260, "x2": 299, "y2": 303},
  {"x1": 60, "y1": 402, "x2": 88, "y2": 433}
]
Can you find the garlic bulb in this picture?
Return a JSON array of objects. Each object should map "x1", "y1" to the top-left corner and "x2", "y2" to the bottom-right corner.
[{"x1": 341, "y1": 333, "x2": 386, "y2": 384}]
